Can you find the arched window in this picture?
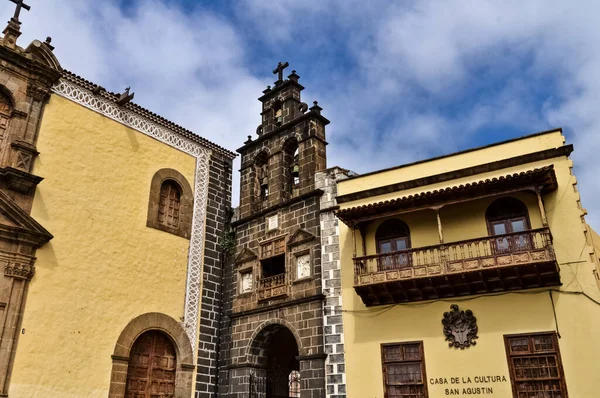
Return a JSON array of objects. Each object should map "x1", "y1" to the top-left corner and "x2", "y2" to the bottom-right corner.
[
  {"x1": 376, "y1": 219, "x2": 411, "y2": 269},
  {"x1": 255, "y1": 151, "x2": 269, "y2": 205},
  {"x1": 147, "y1": 169, "x2": 193, "y2": 238},
  {"x1": 125, "y1": 331, "x2": 176, "y2": 396},
  {"x1": 486, "y1": 197, "x2": 531, "y2": 252},
  {"x1": 283, "y1": 138, "x2": 299, "y2": 197},
  {"x1": 0, "y1": 89, "x2": 13, "y2": 138},
  {"x1": 158, "y1": 180, "x2": 181, "y2": 228}
]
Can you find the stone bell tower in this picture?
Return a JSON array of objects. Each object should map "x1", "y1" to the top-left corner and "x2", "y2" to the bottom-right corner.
[{"x1": 218, "y1": 62, "x2": 329, "y2": 398}]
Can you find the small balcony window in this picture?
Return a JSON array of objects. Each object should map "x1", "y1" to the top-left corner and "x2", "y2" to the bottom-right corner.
[
  {"x1": 376, "y1": 219, "x2": 411, "y2": 269},
  {"x1": 486, "y1": 197, "x2": 531, "y2": 253}
]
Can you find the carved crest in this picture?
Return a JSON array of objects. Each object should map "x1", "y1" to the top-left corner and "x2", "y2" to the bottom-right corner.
[{"x1": 442, "y1": 304, "x2": 478, "y2": 349}]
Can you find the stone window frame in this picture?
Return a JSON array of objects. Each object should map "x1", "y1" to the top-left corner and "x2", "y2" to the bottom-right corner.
[
  {"x1": 238, "y1": 262, "x2": 255, "y2": 296},
  {"x1": 292, "y1": 248, "x2": 313, "y2": 283},
  {"x1": 147, "y1": 168, "x2": 193, "y2": 239}
]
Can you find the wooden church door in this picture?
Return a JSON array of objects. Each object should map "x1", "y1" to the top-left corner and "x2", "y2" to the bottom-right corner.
[{"x1": 125, "y1": 331, "x2": 177, "y2": 398}]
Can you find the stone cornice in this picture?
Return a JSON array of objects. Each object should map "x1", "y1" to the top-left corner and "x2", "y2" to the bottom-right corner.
[
  {"x1": 231, "y1": 189, "x2": 324, "y2": 227},
  {"x1": 227, "y1": 294, "x2": 325, "y2": 320},
  {"x1": 0, "y1": 43, "x2": 61, "y2": 85},
  {"x1": 237, "y1": 111, "x2": 330, "y2": 153}
]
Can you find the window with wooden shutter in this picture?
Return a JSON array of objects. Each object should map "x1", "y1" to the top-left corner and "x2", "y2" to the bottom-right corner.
[
  {"x1": 381, "y1": 342, "x2": 428, "y2": 398},
  {"x1": 158, "y1": 180, "x2": 181, "y2": 229},
  {"x1": 504, "y1": 332, "x2": 568, "y2": 398}
]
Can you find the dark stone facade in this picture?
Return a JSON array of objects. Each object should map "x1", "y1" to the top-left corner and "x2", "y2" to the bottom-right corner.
[
  {"x1": 218, "y1": 67, "x2": 329, "y2": 397},
  {"x1": 195, "y1": 152, "x2": 234, "y2": 398}
]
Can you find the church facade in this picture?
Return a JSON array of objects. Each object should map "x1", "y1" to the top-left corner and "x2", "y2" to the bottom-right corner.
[
  {"x1": 216, "y1": 64, "x2": 334, "y2": 398},
  {"x1": 0, "y1": 4, "x2": 235, "y2": 397}
]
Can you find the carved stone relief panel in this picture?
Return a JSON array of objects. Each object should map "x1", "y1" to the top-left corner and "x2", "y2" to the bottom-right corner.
[
  {"x1": 267, "y1": 214, "x2": 278, "y2": 231},
  {"x1": 240, "y1": 270, "x2": 253, "y2": 294},
  {"x1": 296, "y1": 253, "x2": 311, "y2": 279}
]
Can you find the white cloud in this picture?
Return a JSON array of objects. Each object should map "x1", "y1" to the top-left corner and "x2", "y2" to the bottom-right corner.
[
  {"x1": 239, "y1": 0, "x2": 600, "y2": 227},
  {"x1": 7, "y1": 0, "x2": 600, "y2": 228},
  {"x1": 13, "y1": 0, "x2": 268, "y2": 205}
]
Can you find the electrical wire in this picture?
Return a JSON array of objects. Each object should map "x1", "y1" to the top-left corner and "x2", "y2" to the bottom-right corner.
[{"x1": 342, "y1": 288, "x2": 600, "y2": 315}]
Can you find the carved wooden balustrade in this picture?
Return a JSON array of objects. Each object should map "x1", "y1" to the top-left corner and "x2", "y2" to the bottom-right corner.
[
  {"x1": 353, "y1": 228, "x2": 561, "y2": 305},
  {"x1": 258, "y1": 273, "x2": 287, "y2": 300}
]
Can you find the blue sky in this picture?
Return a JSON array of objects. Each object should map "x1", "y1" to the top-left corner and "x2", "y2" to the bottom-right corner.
[{"x1": 4, "y1": 1, "x2": 600, "y2": 227}]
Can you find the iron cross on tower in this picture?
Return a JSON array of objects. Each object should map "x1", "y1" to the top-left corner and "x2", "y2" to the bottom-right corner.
[
  {"x1": 8, "y1": 0, "x2": 30, "y2": 23},
  {"x1": 273, "y1": 61, "x2": 289, "y2": 85}
]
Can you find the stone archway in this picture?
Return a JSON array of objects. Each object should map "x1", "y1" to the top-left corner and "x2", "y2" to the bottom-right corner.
[
  {"x1": 247, "y1": 321, "x2": 302, "y2": 398},
  {"x1": 108, "y1": 313, "x2": 195, "y2": 398}
]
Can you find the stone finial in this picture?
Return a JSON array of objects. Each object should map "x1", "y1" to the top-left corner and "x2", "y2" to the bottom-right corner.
[
  {"x1": 309, "y1": 101, "x2": 323, "y2": 115},
  {"x1": 288, "y1": 70, "x2": 300, "y2": 83},
  {"x1": 44, "y1": 36, "x2": 54, "y2": 51}
]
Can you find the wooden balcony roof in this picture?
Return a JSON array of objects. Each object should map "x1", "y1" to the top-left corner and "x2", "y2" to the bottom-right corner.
[{"x1": 336, "y1": 166, "x2": 557, "y2": 225}]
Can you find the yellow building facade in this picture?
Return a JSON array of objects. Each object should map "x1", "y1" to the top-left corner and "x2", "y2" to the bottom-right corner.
[
  {"x1": 334, "y1": 129, "x2": 600, "y2": 398},
  {"x1": 0, "y1": 10, "x2": 235, "y2": 397}
]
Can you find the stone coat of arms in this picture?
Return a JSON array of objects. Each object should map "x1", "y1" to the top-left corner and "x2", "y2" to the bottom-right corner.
[{"x1": 442, "y1": 304, "x2": 478, "y2": 349}]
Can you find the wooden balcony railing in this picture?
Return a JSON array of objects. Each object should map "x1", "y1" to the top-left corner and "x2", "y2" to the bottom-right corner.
[
  {"x1": 353, "y1": 228, "x2": 560, "y2": 305},
  {"x1": 258, "y1": 273, "x2": 287, "y2": 300}
]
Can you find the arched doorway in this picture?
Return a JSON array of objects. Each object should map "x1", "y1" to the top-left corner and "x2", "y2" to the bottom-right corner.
[
  {"x1": 125, "y1": 330, "x2": 176, "y2": 398},
  {"x1": 250, "y1": 325, "x2": 301, "y2": 398}
]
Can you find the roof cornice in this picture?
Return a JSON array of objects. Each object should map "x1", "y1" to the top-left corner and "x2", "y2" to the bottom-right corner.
[{"x1": 59, "y1": 70, "x2": 236, "y2": 159}]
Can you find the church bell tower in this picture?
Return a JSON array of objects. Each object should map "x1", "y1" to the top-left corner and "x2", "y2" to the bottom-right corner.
[{"x1": 218, "y1": 62, "x2": 329, "y2": 397}]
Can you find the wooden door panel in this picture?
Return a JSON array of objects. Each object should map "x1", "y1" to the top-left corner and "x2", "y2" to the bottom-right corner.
[{"x1": 126, "y1": 331, "x2": 176, "y2": 398}]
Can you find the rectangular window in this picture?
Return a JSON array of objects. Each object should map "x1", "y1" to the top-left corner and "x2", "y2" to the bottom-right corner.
[
  {"x1": 504, "y1": 332, "x2": 568, "y2": 398},
  {"x1": 381, "y1": 342, "x2": 428, "y2": 398}
]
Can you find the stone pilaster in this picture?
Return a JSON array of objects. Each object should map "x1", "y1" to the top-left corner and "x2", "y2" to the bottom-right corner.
[
  {"x1": 195, "y1": 153, "x2": 233, "y2": 398},
  {"x1": 317, "y1": 167, "x2": 351, "y2": 398}
]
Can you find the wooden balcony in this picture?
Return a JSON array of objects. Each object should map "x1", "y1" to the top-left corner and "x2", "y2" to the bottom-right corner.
[
  {"x1": 258, "y1": 273, "x2": 287, "y2": 301},
  {"x1": 353, "y1": 228, "x2": 560, "y2": 306}
]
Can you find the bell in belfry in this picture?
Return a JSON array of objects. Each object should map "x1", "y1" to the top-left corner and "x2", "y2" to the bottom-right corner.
[{"x1": 292, "y1": 164, "x2": 299, "y2": 178}]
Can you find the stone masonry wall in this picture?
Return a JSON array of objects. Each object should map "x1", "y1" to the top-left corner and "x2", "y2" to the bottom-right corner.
[
  {"x1": 195, "y1": 152, "x2": 233, "y2": 398},
  {"x1": 317, "y1": 167, "x2": 350, "y2": 398}
]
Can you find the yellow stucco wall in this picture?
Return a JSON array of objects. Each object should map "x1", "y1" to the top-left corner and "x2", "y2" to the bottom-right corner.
[
  {"x1": 9, "y1": 95, "x2": 198, "y2": 397},
  {"x1": 339, "y1": 130, "x2": 600, "y2": 398}
]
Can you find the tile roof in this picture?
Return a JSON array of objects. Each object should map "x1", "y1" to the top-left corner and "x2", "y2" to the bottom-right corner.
[{"x1": 336, "y1": 166, "x2": 557, "y2": 222}]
